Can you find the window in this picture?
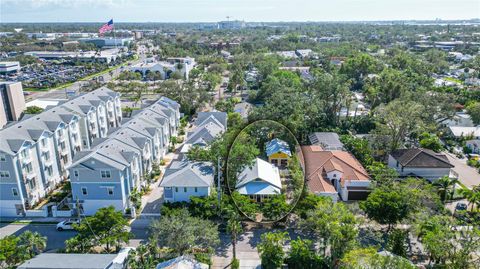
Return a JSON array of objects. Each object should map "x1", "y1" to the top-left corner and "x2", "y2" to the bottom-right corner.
[
  {"x1": 45, "y1": 166, "x2": 53, "y2": 177},
  {"x1": 194, "y1": 187, "x2": 198, "y2": 193},
  {"x1": 0, "y1": 155, "x2": 5, "y2": 162},
  {"x1": 41, "y1": 139, "x2": 47, "y2": 147},
  {"x1": 184, "y1": 187, "x2": 187, "y2": 192},
  {"x1": 101, "y1": 170, "x2": 111, "y2": 178},
  {"x1": 24, "y1": 163, "x2": 33, "y2": 174},
  {"x1": 0, "y1": 171, "x2": 10, "y2": 178},
  {"x1": 12, "y1": 188, "x2": 18, "y2": 196},
  {"x1": 81, "y1": 187, "x2": 88, "y2": 195},
  {"x1": 29, "y1": 178, "x2": 36, "y2": 189},
  {"x1": 20, "y1": 149, "x2": 28, "y2": 159},
  {"x1": 43, "y1": 151, "x2": 50, "y2": 161},
  {"x1": 107, "y1": 187, "x2": 114, "y2": 195},
  {"x1": 74, "y1": 170, "x2": 79, "y2": 177},
  {"x1": 59, "y1": 141, "x2": 66, "y2": 150},
  {"x1": 175, "y1": 187, "x2": 178, "y2": 192},
  {"x1": 333, "y1": 174, "x2": 336, "y2": 178}
]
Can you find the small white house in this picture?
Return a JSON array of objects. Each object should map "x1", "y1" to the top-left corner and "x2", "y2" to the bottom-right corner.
[
  {"x1": 161, "y1": 161, "x2": 214, "y2": 202},
  {"x1": 235, "y1": 158, "x2": 282, "y2": 202}
]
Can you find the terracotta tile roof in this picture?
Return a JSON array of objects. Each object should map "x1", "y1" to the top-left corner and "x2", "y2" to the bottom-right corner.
[{"x1": 299, "y1": 146, "x2": 370, "y2": 193}]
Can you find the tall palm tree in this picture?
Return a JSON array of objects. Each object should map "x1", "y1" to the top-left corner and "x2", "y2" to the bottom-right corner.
[
  {"x1": 460, "y1": 185, "x2": 480, "y2": 212},
  {"x1": 18, "y1": 231, "x2": 47, "y2": 258},
  {"x1": 433, "y1": 176, "x2": 458, "y2": 204},
  {"x1": 226, "y1": 214, "x2": 243, "y2": 262}
]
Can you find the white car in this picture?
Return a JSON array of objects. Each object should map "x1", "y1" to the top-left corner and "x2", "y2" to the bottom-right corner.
[{"x1": 56, "y1": 219, "x2": 80, "y2": 231}]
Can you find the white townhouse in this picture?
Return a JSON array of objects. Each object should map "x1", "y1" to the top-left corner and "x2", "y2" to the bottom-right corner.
[
  {"x1": 68, "y1": 97, "x2": 180, "y2": 215},
  {"x1": 0, "y1": 87, "x2": 121, "y2": 217}
]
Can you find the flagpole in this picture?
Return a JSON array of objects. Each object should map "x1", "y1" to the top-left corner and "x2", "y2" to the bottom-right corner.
[{"x1": 112, "y1": 19, "x2": 117, "y2": 51}]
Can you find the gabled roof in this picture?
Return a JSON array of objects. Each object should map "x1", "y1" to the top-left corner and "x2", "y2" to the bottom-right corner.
[
  {"x1": 300, "y1": 146, "x2": 370, "y2": 193},
  {"x1": 161, "y1": 161, "x2": 214, "y2": 187},
  {"x1": 390, "y1": 148, "x2": 454, "y2": 168},
  {"x1": 195, "y1": 112, "x2": 227, "y2": 129},
  {"x1": 265, "y1": 138, "x2": 291, "y2": 157},
  {"x1": 0, "y1": 87, "x2": 114, "y2": 155},
  {"x1": 235, "y1": 158, "x2": 282, "y2": 195},
  {"x1": 185, "y1": 122, "x2": 224, "y2": 145}
]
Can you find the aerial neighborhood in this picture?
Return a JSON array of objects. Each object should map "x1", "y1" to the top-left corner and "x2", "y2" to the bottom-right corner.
[{"x1": 0, "y1": 4, "x2": 480, "y2": 269}]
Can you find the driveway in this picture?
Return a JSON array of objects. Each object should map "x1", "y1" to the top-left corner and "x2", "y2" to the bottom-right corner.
[
  {"x1": 445, "y1": 152, "x2": 480, "y2": 188},
  {"x1": 213, "y1": 231, "x2": 262, "y2": 269}
]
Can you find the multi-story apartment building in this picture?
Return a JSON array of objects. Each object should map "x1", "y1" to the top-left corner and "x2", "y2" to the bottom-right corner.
[
  {"x1": 0, "y1": 81, "x2": 26, "y2": 128},
  {"x1": 68, "y1": 98, "x2": 180, "y2": 215},
  {"x1": 0, "y1": 87, "x2": 121, "y2": 217}
]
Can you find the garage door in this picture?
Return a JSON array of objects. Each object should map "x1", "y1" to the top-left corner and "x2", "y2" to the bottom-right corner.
[{"x1": 348, "y1": 191, "x2": 370, "y2": 200}]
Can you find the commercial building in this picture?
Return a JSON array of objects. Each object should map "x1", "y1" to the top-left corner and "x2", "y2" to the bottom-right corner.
[
  {"x1": 81, "y1": 37, "x2": 134, "y2": 48},
  {"x1": 0, "y1": 81, "x2": 26, "y2": 128},
  {"x1": 0, "y1": 87, "x2": 121, "y2": 217},
  {"x1": 0, "y1": 61, "x2": 21, "y2": 74},
  {"x1": 68, "y1": 97, "x2": 180, "y2": 215},
  {"x1": 218, "y1": 20, "x2": 246, "y2": 29},
  {"x1": 129, "y1": 57, "x2": 196, "y2": 80}
]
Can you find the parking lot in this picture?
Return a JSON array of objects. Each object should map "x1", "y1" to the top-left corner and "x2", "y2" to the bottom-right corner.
[{"x1": 1, "y1": 62, "x2": 106, "y2": 89}]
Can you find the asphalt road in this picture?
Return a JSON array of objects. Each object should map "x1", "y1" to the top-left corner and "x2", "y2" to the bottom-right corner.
[{"x1": 0, "y1": 223, "x2": 77, "y2": 251}]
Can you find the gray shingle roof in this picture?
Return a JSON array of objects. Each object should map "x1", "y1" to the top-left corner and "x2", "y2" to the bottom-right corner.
[
  {"x1": 17, "y1": 253, "x2": 117, "y2": 269},
  {"x1": 0, "y1": 87, "x2": 116, "y2": 155},
  {"x1": 390, "y1": 148, "x2": 454, "y2": 168},
  {"x1": 195, "y1": 112, "x2": 227, "y2": 129},
  {"x1": 161, "y1": 161, "x2": 214, "y2": 187}
]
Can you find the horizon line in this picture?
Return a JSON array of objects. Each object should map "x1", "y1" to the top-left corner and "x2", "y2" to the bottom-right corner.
[{"x1": 1, "y1": 18, "x2": 480, "y2": 24}]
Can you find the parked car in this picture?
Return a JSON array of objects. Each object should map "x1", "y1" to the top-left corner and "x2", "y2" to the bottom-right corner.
[
  {"x1": 455, "y1": 202, "x2": 468, "y2": 211},
  {"x1": 56, "y1": 219, "x2": 80, "y2": 231}
]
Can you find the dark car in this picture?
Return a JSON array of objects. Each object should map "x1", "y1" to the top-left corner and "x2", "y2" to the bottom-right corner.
[{"x1": 455, "y1": 202, "x2": 468, "y2": 211}]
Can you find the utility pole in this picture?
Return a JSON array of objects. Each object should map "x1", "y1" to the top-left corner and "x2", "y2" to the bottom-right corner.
[{"x1": 217, "y1": 156, "x2": 222, "y2": 209}]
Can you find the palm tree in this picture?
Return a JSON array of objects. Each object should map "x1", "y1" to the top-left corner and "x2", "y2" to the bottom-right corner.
[
  {"x1": 460, "y1": 185, "x2": 480, "y2": 212},
  {"x1": 433, "y1": 176, "x2": 458, "y2": 204},
  {"x1": 226, "y1": 214, "x2": 243, "y2": 262},
  {"x1": 18, "y1": 231, "x2": 46, "y2": 258}
]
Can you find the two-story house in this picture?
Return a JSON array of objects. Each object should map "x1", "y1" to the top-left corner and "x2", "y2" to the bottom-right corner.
[
  {"x1": 300, "y1": 145, "x2": 371, "y2": 202},
  {"x1": 387, "y1": 148, "x2": 455, "y2": 181}
]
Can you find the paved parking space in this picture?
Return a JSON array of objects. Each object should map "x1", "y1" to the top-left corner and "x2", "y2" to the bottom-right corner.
[{"x1": 0, "y1": 223, "x2": 76, "y2": 251}]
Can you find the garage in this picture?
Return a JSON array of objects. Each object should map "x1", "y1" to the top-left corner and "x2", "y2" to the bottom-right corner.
[{"x1": 347, "y1": 187, "x2": 370, "y2": 200}]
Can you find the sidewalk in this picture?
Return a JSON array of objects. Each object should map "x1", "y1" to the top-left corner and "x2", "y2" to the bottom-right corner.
[{"x1": 0, "y1": 217, "x2": 65, "y2": 223}]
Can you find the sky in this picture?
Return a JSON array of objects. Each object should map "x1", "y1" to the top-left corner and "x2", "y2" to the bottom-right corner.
[{"x1": 1, "y1": 0, "x2": 479, "y2": 23}]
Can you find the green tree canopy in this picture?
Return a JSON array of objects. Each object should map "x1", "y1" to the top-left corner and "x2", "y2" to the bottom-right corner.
[{"x1": 149, "y1": 208, "x2": 220, "y2": 255}]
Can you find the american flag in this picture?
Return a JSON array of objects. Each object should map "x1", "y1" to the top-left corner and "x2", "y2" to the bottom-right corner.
[{"x1": 99, "y1": 19, "x2": 114, "y2": 34}]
